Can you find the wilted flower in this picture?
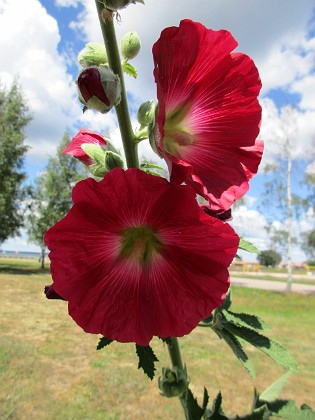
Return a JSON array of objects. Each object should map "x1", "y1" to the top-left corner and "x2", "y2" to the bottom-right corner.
[
  {"x1": 152, "y1": 20, "x2": 263, "y2": 211},
  {"x1": 77, "y1": 66, "x2": 121, "y2": 113},
  {"x1": 45, "y1": 168, "x2": 239, "y2": 345}
]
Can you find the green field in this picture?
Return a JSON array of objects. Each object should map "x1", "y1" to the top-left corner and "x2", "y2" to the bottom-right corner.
[{"x1": 1, "y1": 258, "x2": 314, "y2": 419}]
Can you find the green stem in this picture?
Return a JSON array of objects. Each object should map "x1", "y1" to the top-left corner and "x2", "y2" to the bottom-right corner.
[
  {"x1": 167, "y1": 338, "x2": 189, "y2": 419},
  {"x1": 94, "y1": 2, "x2": 139, "y2": 169}
]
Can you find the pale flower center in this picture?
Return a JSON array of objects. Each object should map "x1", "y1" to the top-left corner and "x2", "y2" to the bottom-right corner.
[
  {"x1": 163, "y1": 106, "x2": 194, "y2": 156},
  {"x1": 119, "y1": 226, "x2": 163, "y2": 265}
]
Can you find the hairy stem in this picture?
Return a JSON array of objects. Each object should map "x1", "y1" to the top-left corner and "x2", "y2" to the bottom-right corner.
[
  {"x1": 167, "y1": 338, "x2": 189, "y2": 419},
  {"x1": 94, "y1": 2, "x2": 139, "y2": 169}
]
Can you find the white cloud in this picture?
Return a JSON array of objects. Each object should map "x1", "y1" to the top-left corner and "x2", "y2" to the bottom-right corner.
[
  {"x1": 54, "y1": 0, "x2": 81, "y2": 7},
  {"x1": 0, "y1": 0, "x2": 82, "y2": 162}
]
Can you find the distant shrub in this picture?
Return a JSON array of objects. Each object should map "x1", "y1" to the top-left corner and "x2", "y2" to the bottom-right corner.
[{"x1": 258, "y1": 250, "x2": 281, "y2": 267}]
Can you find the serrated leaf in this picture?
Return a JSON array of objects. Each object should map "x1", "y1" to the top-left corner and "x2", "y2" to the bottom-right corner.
[
  {"x1": 96, "y1": 336, "x2": 113, "y2": 350},
  {"x1": 186, "y1": 388, "x2": 205, "y2": 420},
  {"x1": 239, "y1": 237, "x2": 260, "y2": 254},
  {"x1": 268, "y1": 400, "x2": 315, "y2": 419},
  {"x1": 219, "y1": 328, "x2": 255, "y2": 379},
  {"x1": 202, "y1": 387, "x2": 209, "y2": 412},
  {"x1": 135, "y1": 344, "x2": 158, "y2": 380},
  {"x1": 223, "y1": 310, "x2": 271, "y2": 332},
  {"x1": 223, "y1": 323, "x2": 298, "y2": 372},
  {"x1": 122, "y1": 62, "x2": 138, "y2": 78},
  {"x1": 260, "y1": 371, "x2": 292, "y2": 402}
]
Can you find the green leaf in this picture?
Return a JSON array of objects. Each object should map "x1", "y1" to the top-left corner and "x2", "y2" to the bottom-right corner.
[
  {"x1": 122, "y1": 62, "x2": 138, "y2": 78},
  {"x1": 222, "y1": 310, "x2": 271, "y2": 332},
  {"x1": 186, "y1": 388, "x2": 205, "y2": 420},
  {"x1": 267, "y1": 400, "x2": 315, "y2": 419},
  {"x1": 239, "y1": 237, "x2": 260, "y2": 254},
  {"x1": 135, "y1": 344, "x2": 158, "y2": 380},
  {"x1": 219, "y1": 328, "x2": 255, "y2": 379},
  {"x1": 96, "y1": 336, "x2": 113, "y2": 350},
  {"x1": 260, "y1": 371, "x2": 292, "y2": 402},
  {"x1": 223, "y1": 323, "x2": 298, "y2": 372}
]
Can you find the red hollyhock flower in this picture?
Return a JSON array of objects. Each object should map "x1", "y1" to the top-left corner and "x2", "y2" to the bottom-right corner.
[
  {"x1": 62, "y1": 128, "x2": 107, "y2": 165},
  {"x1": 152, "y1": 19, "x2": 264, "y2": 211},
  {"x1": 45, "y1": 168, "x2": 239, "y2": 345}
]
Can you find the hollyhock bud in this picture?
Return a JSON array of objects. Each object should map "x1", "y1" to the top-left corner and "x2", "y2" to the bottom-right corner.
[
  {"x1": 77, "y1": 66, "x2": 121, "y2": 114},
  {"x1": 158, "y1": 367, "x2": 188, "y2": 398},
  {"x1": 104, "y1": 151, "x2": 124, "y2": 170},
  {"x1": 121, "y1": 32, "x2": 141, "y2": 60},
  {"x1": 137, "y1": 100, "x2": 155, "y2": 127},
  {"x1": 78, "y1": 42, "x2": 108, "y2": 68}
]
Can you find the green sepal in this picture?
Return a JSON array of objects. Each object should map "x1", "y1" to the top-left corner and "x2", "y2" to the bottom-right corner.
[
  {"x1": 141, "y1": 169, "x2": 162, "y2": 177},
  {"x1": 81, "y1": 144, "x2": 106, "y2": 165},
  {"x1": 222, "y1": 323, "x2": 298, "y2": 372},
  {"x1": 140, "y1": 162, "x2": 165, "y2": 171},
  {"x1": 239, "y1": 237, "x2": 260, "y2": 254},
  {"x1": 97, "y1": 336, "x2": 113, "y2": 350},
  {"x1": 122, "y1": 61, "x2": 138, "y2": 78},
  {"x1": 88, "y1": 163, "x2": 108, "y2": 177},
  {"x1": 135, "y1": 344, "x2": 158, "y2": 380}
]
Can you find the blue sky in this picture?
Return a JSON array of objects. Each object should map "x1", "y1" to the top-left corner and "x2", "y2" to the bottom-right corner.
[{"x1": 0, "y1": 0, "x2": 314, "y2": 260}]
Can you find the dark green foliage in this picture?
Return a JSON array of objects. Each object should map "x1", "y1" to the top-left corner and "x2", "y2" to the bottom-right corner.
[
  {"x1": 135, "y1": 344, "x2": 158, "y2": 380},
  {"x1": 257, "y1": 249, "x2": 282, "y2": 267},
  {"x1": 201, "y1": 290, "x2": 297, "y2": 380},
  {"x1": 27, "y1": 133, "x2": 86, "y2": 266},
  {"x1": 0, "y1": 81, "x2": 32, "y2": 243},
  {"x1": 185, "y1": 388, "x2": 209, "y2": 420},
  {"x1": 303, "y1": 229, "x2": 315, "y2": 259},
  {"x1": 96, "y1": 337, "x2": 113, "y2": 350}
]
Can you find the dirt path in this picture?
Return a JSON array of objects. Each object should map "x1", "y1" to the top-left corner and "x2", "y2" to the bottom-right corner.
[{"x1": 230, "y1": 276, "x2": 315, "y2": 294}]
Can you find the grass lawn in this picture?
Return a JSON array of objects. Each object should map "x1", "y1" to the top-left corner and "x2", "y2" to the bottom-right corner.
[{"x1": 1, "y1": 258, "x2": 314, "y2": 419}]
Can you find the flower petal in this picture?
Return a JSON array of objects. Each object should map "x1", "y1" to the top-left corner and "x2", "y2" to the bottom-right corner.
[{"x1": 45, "y1": 168, "x2": 239, "y2": 345}]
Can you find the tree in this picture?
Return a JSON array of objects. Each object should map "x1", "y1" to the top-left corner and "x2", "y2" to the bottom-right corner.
[
  {"x1": 258, "y1": 250, "x2": 281, "y2": 268},
  {"x1": 0, "y1": 81, "x2": 32, "y2": 244},
  {"x1": 302, "y1": 228, "x2": 315, "y2": 259},
  {"x1": 261, "y1": 106, "x2": 303, "y2": 291},
  {"x1": 27, "y1": 132, "x2": 86, "y2": 267}
]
